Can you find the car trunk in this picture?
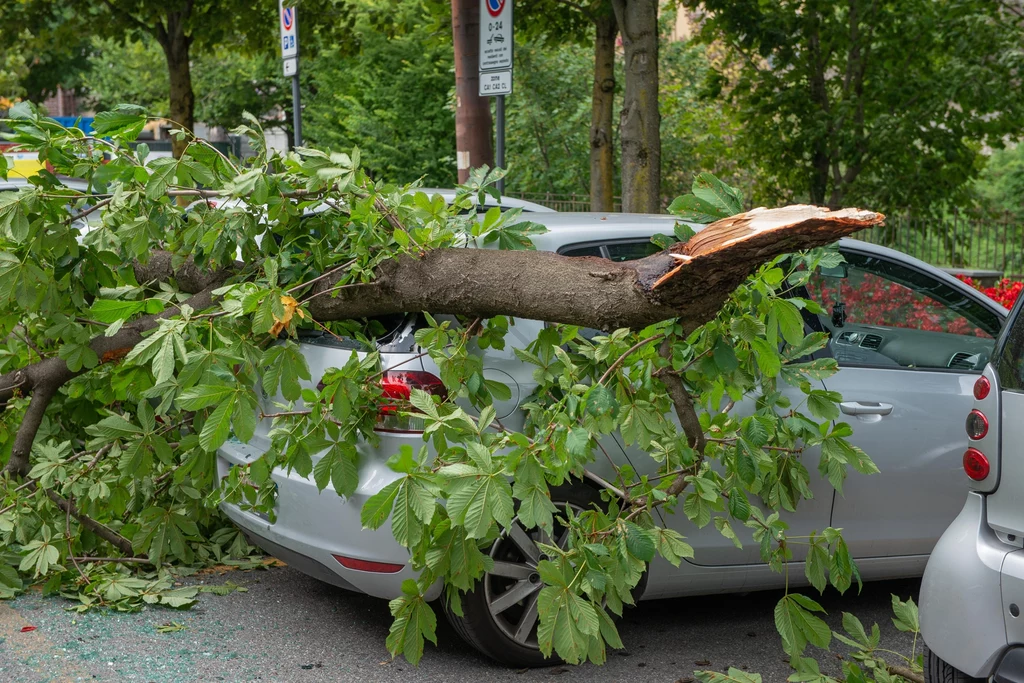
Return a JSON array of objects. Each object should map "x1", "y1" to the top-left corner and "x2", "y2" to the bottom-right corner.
[{"x1": 251, "y1": 314, "x2": 429, "y2": 446}]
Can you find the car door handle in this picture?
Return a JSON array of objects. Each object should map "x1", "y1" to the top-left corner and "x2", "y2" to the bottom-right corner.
[{"x1": 840, "y1": 401, "x2": 893, "y2": 416}]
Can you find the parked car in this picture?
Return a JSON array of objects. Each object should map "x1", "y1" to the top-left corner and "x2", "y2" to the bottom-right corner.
[
  {"x1": 919, "y1": 290, "x2": 1024, "y2": 681},
  {"x1": 186, "y1": 188, "x2": 555, "y2": 215},
  {"x1": 218, "y1": 212, "x2": 1006, "y2": 666}
]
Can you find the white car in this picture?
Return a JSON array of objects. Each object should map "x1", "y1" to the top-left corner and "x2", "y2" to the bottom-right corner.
[{"x1": 219, "y1": 212, "x2": 1006, "y2": 666}]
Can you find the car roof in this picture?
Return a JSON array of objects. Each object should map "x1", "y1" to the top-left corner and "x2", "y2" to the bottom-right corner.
[
  {"x1": 517, "y1": 212, "x2": 685, "y2": 251},
  {"x1": 0, "y1": 177, "x2": 92, "y2": 192},
  {"x1": 416, "y1": 188, "x2": 556, "y2": 213}
]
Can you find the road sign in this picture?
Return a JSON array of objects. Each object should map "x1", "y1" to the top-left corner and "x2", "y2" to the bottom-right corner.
[
  {"x1": 279, "y1": 1, "x2": 298, "y2": 59},
  {"x1": 479, "y1": 70, "x2": 512, "y2": 97},
  {"x1": 283, "y1": 57, "x2": 297, "y2": 77},
  {"x1": 479, "y1": 0, "x2": 512, "y2": 73}
]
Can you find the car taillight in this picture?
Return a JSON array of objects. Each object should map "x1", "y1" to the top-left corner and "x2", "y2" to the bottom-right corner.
[
  {"x1": 964, "y1": 448, "x2": 991, "y2": 481},
  {"x1": 966, "y1": 410, "x2": 989, "y2": 440},
  {"x1": 376, "y1": 370, "x2": 447, "y2": 433},
  {"x1": 974, "y1": 376, "x2": 991, "y2": 400}
]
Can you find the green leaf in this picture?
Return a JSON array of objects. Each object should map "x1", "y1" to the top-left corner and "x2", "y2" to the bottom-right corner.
[
  {"x1": 198, "y1": 395, "x2": 237, "y2": 452},
  {"x1": 176, "y1": 384, "x2": 236, "y2": 411},
  {"x1": 58, "y1": 342, "x2": 99, "y2": 373},
  {"x1": 92, "y1": 104, "x2": 147, "y2": 140},
  {"x1": 891, "y1": 595, "x2": 919, "y2": 633},
  {"x1": 146, "y1": 157, "x2": 179, "y2": 200},
  {"x1": 585, "y1": 385, "x2": 619, "y2": 418},
  {"x1": 807, "y1": 389, "x2": 842, "y2": 421},
  {"x1": 89, "y1": 299, "x2": 146, "y2": 323},
  {"x1": 385, "y1": 591, "x2": 437, "y2": 665},
  {"x1": 691, "y1": 172, "x2": 744, "y2": 217},
  {"x1": 361, "y1": 479, "x2": 401, "y2": 530},
  {"x1": 447, "y1": 471, "x2": 514, "y2": 539},
  {"x1": 624, "y1": 522, "x2": 656, "y2": 562},
  {"x1": 652, "y1": 527, "x2": 694, "y2": 566}
]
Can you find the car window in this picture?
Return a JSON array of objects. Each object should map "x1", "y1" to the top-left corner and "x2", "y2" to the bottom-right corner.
[
  {"x1": 561, "y1": 240, "x2": 659, "y2": 261},
  {"x1": 995, "y1": 299, "x2": 1024, "y2": 392},
  {"x1": 803, "y1": 251, "x2": 1000, "y2": 371}
]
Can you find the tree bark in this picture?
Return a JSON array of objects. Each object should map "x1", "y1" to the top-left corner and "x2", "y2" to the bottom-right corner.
[
  {"x1": 154, "y1": 13, "x2": 194, "y2": 160},
  {"x1": 307, "y1": 206, "x2": 883, "y2": 330},
  {"x1": 613, "y1": 0, "x2": 661, "y2": 213},
  {"x1": 590, "y1": 11, "x2": 618, "y2": 212},
  {"x1": 452, "y1": 0, "x2": 494, "y2": 183}
]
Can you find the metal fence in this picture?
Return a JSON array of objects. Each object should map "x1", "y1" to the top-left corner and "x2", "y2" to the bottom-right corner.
[
  {"x1": 851, "y1": 211, "x2": 1024, "y2": 276},
  {"x1": 503, "y1": 191, "x2": 622, "y2": 213},
  {"x1": 504, "y1": 192, "x2": 1024, "y2": 276}
]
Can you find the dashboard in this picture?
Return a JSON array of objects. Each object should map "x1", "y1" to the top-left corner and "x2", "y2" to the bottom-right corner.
[{"x1": 826, "y1": 323, "x2": 996, "y2": 371}]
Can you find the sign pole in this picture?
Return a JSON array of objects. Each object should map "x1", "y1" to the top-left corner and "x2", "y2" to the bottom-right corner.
[
  {"x1": 291, "y1": 69, "x2": 302, "y2": 148},
  {"x1": 495, "y1": 95, "x2": 505, "y2": 193},
  {"x1": 279, "y1": 1, "x2": 302, "y2": 148},
  {"x1": 479, "y1": 0, "x2": 512, "y2": 193}
]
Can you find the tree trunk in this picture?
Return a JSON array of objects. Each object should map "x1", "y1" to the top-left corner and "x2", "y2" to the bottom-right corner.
[
  {"x1": 451, "y1": 0, "x2": 494, "y2": 183},
  {"x1": 590, "y1": 12, "x2": 618, "y2": 212},
  {"x1": 154, "y1": 13, "x2": 194, "y2": 160},
  {"x1": 613, "y1": 0, "x2": 661, "y2": 213}
]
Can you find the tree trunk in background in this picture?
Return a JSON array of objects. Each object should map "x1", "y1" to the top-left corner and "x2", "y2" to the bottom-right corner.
[
  {"x1": 590, "y1": 12, "x2": 617, "y2": 212},
  {"x1": 613, "y1": 0, "x2": 661, "y2": 213},
  {"x1": 155, "y1": 14, "x2": 194, "y2": 160},
  {"x1": 452, "y1": 0, "x2": 494, "y2": 183}
]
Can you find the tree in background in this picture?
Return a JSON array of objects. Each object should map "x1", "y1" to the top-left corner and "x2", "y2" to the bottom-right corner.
[
  {"x1": 689, "y1": 0, "x2": 1024, "y2": 215},
  {"x1": 613, "y1": 0, "x2": 660, "y2": 212},
  {"x1": 502, "y1": 41, "x2": 593, "y2": 196},
  {"x1": 3, "y1": 0, "x2": 276, "y2": 157},
  {"x1": 975, "y1": 144, "x2": 1024, "y2": 219},
  {"x1": 84, "y1": 36, "x2": 290, "y2": 139},
  {"x1": 303, "y1": 2, "x2": 458, "y2": 186}
]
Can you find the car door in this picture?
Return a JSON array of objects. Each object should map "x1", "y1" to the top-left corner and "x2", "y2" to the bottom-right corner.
[
  {"x1": 560, "y1": 239, "x2": 836, "y2": 567},
  {"x1": 804, "y1": 245, "x2": 1004, "y2": 559}
]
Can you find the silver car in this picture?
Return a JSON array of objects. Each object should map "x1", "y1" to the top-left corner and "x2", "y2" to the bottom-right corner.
[
  {"x1": 920, "y1": 291, "x2": 1024, "y2": 681},
  {"x1": 218, "y1": 212, "x2": 1006, "y2": 666}
]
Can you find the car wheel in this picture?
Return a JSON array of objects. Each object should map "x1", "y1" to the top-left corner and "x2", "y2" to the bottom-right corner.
[
  {"x1": 444, "y1": 484, "x2": 644, "y2": 667},
  {"x1": 925, "y1": 644, "x2": 984, "y2": 683}
]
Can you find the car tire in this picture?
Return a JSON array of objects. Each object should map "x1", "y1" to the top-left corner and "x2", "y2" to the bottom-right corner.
[
  {"x1": 443, "y1": 483, "x2": 646, "y2": 667},
  {"x1": 925, "y1": 644, "x2": 984, "y2": 683}
]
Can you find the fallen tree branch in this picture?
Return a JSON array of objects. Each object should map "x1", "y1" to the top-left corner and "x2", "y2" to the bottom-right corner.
[
  {"x1": 306, "y1": 205, "x2": 884, "y2": 332},
  {"x1": 39, "y1": 484, "x2": 135, "y2": 556},
  {"x1": 887, "y1": 665, "x2": 924, "y2": 683},
  {"x1": 656, "y1": 338, "x2": 707, "y2": 497}
]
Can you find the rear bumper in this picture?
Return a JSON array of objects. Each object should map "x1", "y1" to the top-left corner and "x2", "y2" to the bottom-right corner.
[
  {"x1": 995, "y1": 648, "x2": 1024, "y2": 683},
  {"x1": 217, "y1": 437, "x2": 441, "y2": 601},
  {"x1": 920, "y1": 492, "x2": 1017, "y2": 677}
]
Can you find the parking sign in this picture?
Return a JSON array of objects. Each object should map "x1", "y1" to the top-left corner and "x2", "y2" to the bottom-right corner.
[{"x1": 280, "y1": 1, "x2": 298, "y2": 59}]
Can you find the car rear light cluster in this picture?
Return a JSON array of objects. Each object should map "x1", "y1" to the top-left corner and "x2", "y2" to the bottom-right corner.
[
  {"x1": 966, "y1": 410, "x2": 989, "y2": 440},
  {"x1": 376, "y1": 370, "x2": 447, "y2": 433},
  {"x1": 974, "y1": 375, "x2": 991, "y2": 400},
  {"x1": 963, "y1": 447, "x2": 991, "y2": 481},
  {"x1": 963, "y1": 376, "x2": 992, "y2": 481}
]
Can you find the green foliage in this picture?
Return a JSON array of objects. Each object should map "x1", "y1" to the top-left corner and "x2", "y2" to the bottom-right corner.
[
  {"x1": 83, "y1": 36, "x2": 290, "y2": 132},
  {"x1": 974, "y1": 143, "x2": 1024, "y2": 218},
  {"x1": 303, "y1": 0, "x2": 458, "y2": 186},
  {"x1": 0, "y1": 107, "x2": 874, "y2": 670},
  {"x1": 689, "y1": 0, "x2": 1024, "y2": 214}
]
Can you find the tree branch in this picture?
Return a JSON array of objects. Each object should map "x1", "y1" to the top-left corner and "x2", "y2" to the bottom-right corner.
[{"x1": 657, "y1": 338, "x2": 706, "y2": 497}]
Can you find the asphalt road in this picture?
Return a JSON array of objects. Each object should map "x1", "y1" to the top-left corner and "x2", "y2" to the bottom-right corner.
[{"x1": 0, "y1": 565, "x2": 921, "y2": 683}]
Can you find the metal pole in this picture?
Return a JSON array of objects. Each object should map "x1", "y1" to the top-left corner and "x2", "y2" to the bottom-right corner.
[
  {"x1": 496, "y1": 95, "x2": 505, "y2": 193},
  {"x1": 291, "y1": 73, "x2": 302, "y2": 148}
]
